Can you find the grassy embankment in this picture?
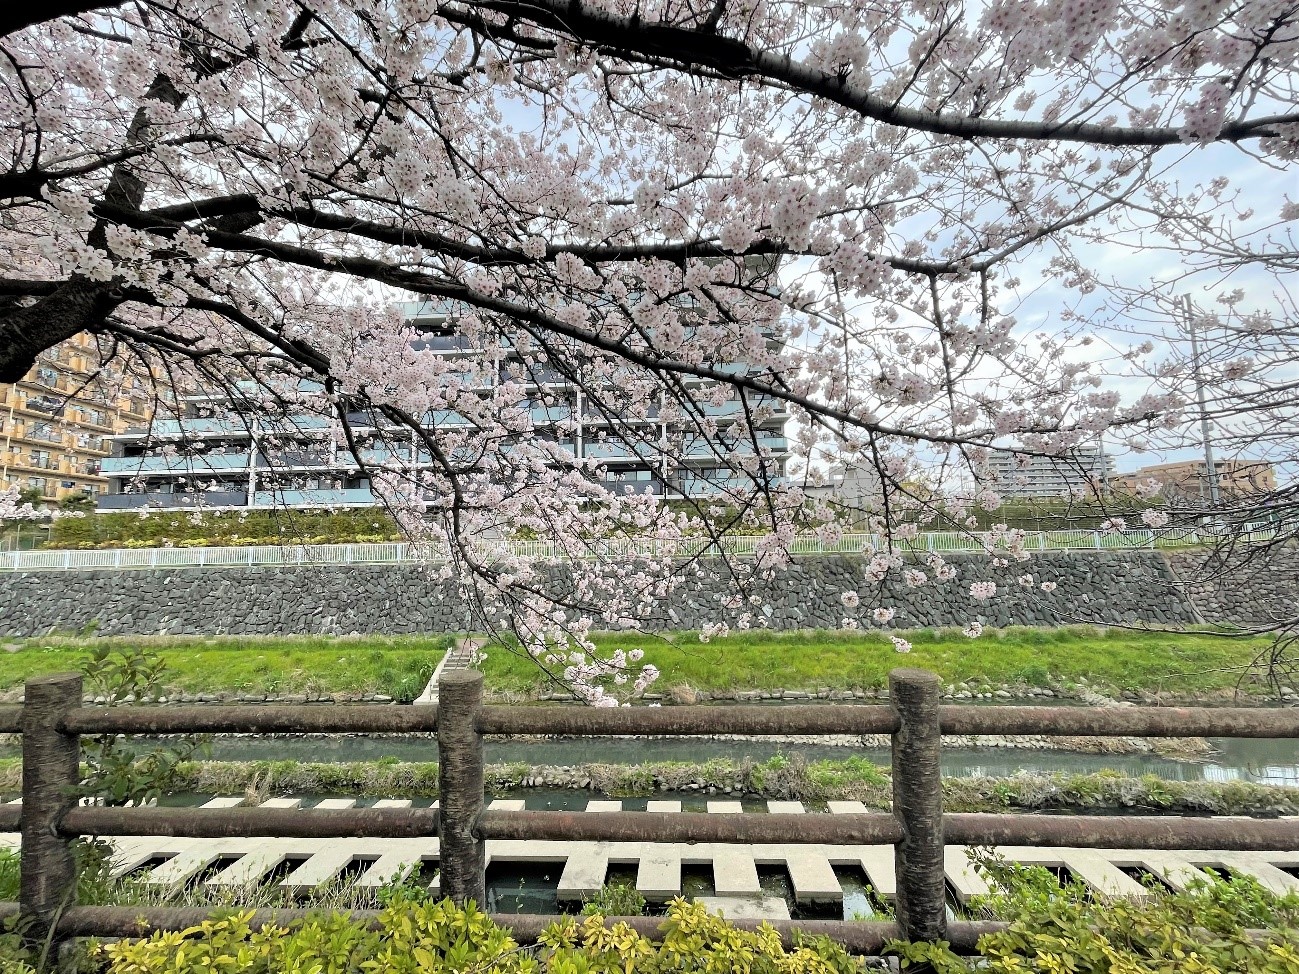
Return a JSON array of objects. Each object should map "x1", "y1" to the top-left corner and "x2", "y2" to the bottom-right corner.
[
  {"x1": 482, "y1": 626, "x2": 1278, "y2": 698},
  {"x1": 0, "y1": 626, "x2": 1278, "y2": 699},
  {"x1": 0, "y1": 635, "x2": 452, "y2": 702}
]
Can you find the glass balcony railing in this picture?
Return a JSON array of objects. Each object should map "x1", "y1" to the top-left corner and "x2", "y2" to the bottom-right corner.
[
  {"x1": 101, "y1": 454, "x2": 254, "y2": 474},
  {"x1": 251, "y1": 488, "x2": 376, "y2": 507},
  {"x1": 583, "y1": 442, "x2": 647, "y2": 460},
  {"x1": 97, "y1": 490, "x2": 249, "y2": 510}
]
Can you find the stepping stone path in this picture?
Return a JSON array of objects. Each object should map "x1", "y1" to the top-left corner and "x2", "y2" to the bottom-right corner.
[
  {"x1": 4, "y1": 797, "x2": 1293, "y2": 922},
  {"x1": 414, "y1": 637, "x2": 485, "y2": 705}
]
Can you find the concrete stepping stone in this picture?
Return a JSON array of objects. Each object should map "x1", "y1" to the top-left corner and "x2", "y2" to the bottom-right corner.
[
  {"x1": 143, "y1": 848, "x2": 230, "y2": 888},
  {"x1": 355, "y1": 851, "x2": 427, "y2": 888},
  {"x1": 585, "y1": 800, "x2": 623, "y2": 812},
  {"x1": 1124, "y1": 852, "x2": 1204, "y2": 891},
  {"x1": 706, "y1": 801, "x2": 744, "y2": 814},
  {"x1": 1193, "y1": 852, "x2": 1299, "y2": 896},
  {"x1": 109, "y1": 838, "x2": 187, "y2": 879},
  {"x1": 259, "y1": 797, "x2": 302, "y2": 809},
  {"x1": 313, "y1": 798, "x2": 357, "y2": 810},
  {"x1": 944, "y1": 848, "x2": 991, "y2": 904},
  {"x1": 199, "y1": 797, "x2": 244, "y2": 809},
  {"x1": 646, "y1": 801, "x2": 681, "y2": 813},
  {"x1": 855, "y1": 847, "x2": 897, "y2": 900},
  {"x1": 372, "y1": 800, "x2": 414, "y2": 808},
  {"x1": 557, "y1": 848, "x2": 608, "y2": 899},
  {"x1": 1061, "y1": 852, "x2": 1150, "y2": 900},
  {"x1": 783, "y1": 850, "x2": 842, "y2": 903},
  {"x1": 826, "y1": 801, "x2": 868, "y2": 814},
  {"x1": 280, "y1": 848, "x2": 360, "y2": 892},
  {"x1": 766, "y1": 801, "x2": 806, "y2": 814},
  {"x1": 490, "y1": 799, "x2": 527, "y2": 812},
  {"x1": 712, "y1": 849, "x2": 761, "y2": 895},
  {"x1": 696, "y1": 896, "x2": 790, "y2": 920},
  {"x1": 636, "y1": 850, "x2": 682, "y2": 901},
  {"x1": 207, "y1": 849, "x2": 297, "y2": 887}
]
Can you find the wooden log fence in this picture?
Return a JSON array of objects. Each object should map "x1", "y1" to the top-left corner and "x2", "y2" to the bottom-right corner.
[{"x1": 1, "y1": 666, "x2": 1297, "y2": 957}]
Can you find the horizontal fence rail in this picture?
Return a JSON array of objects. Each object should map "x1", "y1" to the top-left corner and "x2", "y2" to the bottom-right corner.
[
  {"x1": 2, "y1": 666, "x2": 1297, "y2": 956},
  {"x1": 3, "y1": 700, "x2": 1295, "y2": 739},
  {"x1": 0, "y1": 522, "x2": 1277, "y2": 571}
]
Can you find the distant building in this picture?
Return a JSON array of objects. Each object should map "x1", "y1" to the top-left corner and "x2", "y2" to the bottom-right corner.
[
  {"x1": 1112, "y1": 459, "x2": 1276, "y2": 503},
  {"x1": 99, "y1": 296, "x2": 790, "y2": 509},
  {"x1": 985, "y1": 445, "x2": 1115, "y2": 500},
  {"x1": 805, "y1": 464, "x2": 884, "y2": 508},
  {"x1": 0, "y1": 335, "x2": 154, "y2": 505}
]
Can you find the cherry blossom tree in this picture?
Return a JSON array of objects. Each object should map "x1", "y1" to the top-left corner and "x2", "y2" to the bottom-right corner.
[{"x1": 1, "y1": 0, "x2": 1296, "y2": 698}]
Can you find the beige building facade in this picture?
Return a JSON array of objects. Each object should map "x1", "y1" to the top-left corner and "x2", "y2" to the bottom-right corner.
[
  {"x1": 1112, "y1": 458, "x2": 1276, "y2": 502},
  {"x1": 1, "y1": 334, "x2": 153, "y2": 504}
]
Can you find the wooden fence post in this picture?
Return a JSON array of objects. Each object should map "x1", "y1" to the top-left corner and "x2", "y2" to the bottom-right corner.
[
  {"x1": 438, "y1": 668, "x2": 485, "y2": 907},
  {"x1": 20, "y1": 673, "x2": 82, "y2": 953},
  {"x1": 890, "y1": 667, "x2": 946, "y2": 943}
]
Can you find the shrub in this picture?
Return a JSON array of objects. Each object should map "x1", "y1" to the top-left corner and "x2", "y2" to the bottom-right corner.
[
  {"x1": 888, "y1": 852, "x2": 1299, "y2": 973},
  {"x1": 79, "y1": 647, "x2": 208, "y2": 806},
  {"x1": 582, "y1": 880, "x2": 647, "y2": 917},
  {"x1": 98, "y1": 898, "x2": 865, "y2": 974},
  {"x1": 47, "y1": 508, "x2": 401, "y2": 549}
]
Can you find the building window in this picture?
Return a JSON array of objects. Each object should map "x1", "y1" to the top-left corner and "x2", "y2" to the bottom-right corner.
[
  {"x1": 27, "y1": 422, "x2": 58, "y2": 443},
  {"x1": 27, "y1": 477, "x2": 47, "y2": 493}
]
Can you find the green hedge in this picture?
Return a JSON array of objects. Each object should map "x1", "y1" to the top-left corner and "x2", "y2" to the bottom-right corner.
[
  {"x1": 48, "y1": 509, "x2": 401, "y2": 549},
  {"x1": 95, "y1": 899, "x2": 863, "y2": 974}
]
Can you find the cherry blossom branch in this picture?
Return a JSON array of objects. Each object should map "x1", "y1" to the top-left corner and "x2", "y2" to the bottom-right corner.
[{"x1": 446, "y1": 0, "x2": 1298, "y2": 145}]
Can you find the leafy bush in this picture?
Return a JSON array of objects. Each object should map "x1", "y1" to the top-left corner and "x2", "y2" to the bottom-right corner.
[
  {"x1": 582, "y1": 880, "x2": 647, "y2": 917},
  {"x1": 98, "y1": 898, "x2": 864, "y2": 974},
  {"x1": 0, "y1": 932, "x2": 34, "y2": 974},
  {"x1": 48, "y1": 508, "x2": 401, "y2": 549},
  {"x1": 79, "y1": 647, "x2": 208, "y2": 806},
  {"x1": 889, "y1": 852, "x2": 1299, "y2": 973}
]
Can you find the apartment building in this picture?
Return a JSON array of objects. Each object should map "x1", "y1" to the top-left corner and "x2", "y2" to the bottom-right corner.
[
  {"x1": 1, "y1": 334, "x2": 154, "y2": 505},
  {"x1": 984, "y1": 445, "x2": 1115, "y2": 500},
  {"x1": 98, "y1": 297, "x2": 790, "y2": 509},
  {"x1": 1112, "y1": 458, "x2": 1277, "y2": 502}
]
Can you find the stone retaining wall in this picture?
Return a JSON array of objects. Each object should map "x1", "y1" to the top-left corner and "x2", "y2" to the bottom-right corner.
[
  {"x1": 0, "y1": 550, "x2": 1199, "y2": 636},
  {"x1": 1164, "y1": 546, "x2": 1299, "y2": 626}
]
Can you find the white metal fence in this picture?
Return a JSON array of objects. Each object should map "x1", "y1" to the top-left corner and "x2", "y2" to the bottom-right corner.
[{"x1": 0, "y1": 523, "x2": 1277, "y2": 572}]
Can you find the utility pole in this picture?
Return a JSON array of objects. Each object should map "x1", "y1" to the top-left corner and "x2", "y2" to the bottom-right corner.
[{"x1": 1174, "y1": 294, "x2": 1221, "y2": 509}]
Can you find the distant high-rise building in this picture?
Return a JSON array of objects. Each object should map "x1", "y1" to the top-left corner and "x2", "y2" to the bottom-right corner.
[
  {"x1": 984, "y1": 445, "x2": 1114, "y2": 500},
  {"x1": 1, "y1": 334, "x2": 155, "y2": 505}
]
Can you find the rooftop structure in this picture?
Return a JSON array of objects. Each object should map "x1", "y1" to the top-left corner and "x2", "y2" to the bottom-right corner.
[
  {"x1": 984, "y1": 445, "x2": 1115, "y2": 500},
  {"x1": 1, "y1": 334, "x2": 154, "y2": 505},
  {"x1": 98, "y1": 299, "x2": 790, "y2": 510}
]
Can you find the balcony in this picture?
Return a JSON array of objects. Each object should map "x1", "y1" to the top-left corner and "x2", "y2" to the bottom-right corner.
[
  {"x1": 583, "y1": 442, "x2": 650, "y2": 460},
  {"x1": 101, "y1": 453, "x2": 254, "y2": 475},
  {"x1": 149, "y1": 418, "x2": 252, "y2": 437},
  {"x1": 251, "y1": 488, "x2": 376, "y2": 508},
  {"x1": 259, "y1": 451, "x2": 333, "y2": 468},
  {"x1": 680, "y1": 435, "x2": 788, "y2": 459},
  {"x1": 97, "y1": 490, "x2": 249, "y2": 510}
]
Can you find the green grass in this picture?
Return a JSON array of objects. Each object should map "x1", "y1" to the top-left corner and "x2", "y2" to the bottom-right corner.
[
  {"x1": 0, "y1": 626, "x2": 1278, "y2": 699},
  {"x1": 480, "y1": 625, "x2": 1278, "y2": 697},
  {"x1": 0, "y1": 635, "x2": 452, "y2": 701}
]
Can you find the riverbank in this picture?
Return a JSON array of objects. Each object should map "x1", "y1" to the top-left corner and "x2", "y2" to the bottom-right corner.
[
  {"x1": 0, "y1": 626, "x2": 1289, "y2": 702},
  {"x1": 4, "y1": 756, "x2": 1291, "y2": 816}
]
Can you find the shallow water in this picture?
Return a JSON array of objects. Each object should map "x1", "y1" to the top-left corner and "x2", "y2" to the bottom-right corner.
[{"x1": 108, "y1": 732, "x2": 1299, "y2": 787}]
